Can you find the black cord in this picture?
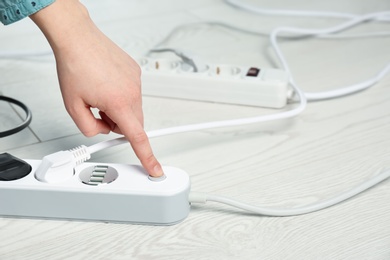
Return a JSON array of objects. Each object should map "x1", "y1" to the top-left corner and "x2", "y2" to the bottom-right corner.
[{"x1": 0, "y1": 95, "x2": 32, "y2": 138}]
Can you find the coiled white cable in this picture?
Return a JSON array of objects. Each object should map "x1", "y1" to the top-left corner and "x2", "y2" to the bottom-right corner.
[
  {"x1": 268, "y1": 11, "x2": 390, "y2": 101},
  {"x1": 88, "y1": 10, "x2": 390, "y2": 153}
]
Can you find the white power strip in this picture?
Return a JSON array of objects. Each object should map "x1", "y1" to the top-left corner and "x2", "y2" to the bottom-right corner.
[
  {"x1": 0, "y1": 156, "x2": 191, "y2": 225},
  {"x1": 139, "y1": 58, "x2": 290, "y2": 108}
]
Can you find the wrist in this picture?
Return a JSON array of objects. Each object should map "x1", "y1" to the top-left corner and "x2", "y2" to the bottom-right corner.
[{"x1": 30, "y1": 0, "x2": 96, "y2": 54}]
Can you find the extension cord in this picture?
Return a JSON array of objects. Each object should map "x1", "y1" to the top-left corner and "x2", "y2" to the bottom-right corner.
[
  {"x1": 0, "y1": 159, "x2": 191, "y2": 225},
  {"x1": 139, "y1": 57, "x2": 290, "y2": 108},
  {"x1": 1, "y1": 152, "x2": 389, "y2": 224}
]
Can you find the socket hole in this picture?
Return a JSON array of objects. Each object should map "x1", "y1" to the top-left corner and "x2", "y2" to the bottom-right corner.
[
  {"x1": 136, "y1": 58, "x2": 148, "y2": 67},
  {"x1": 214, "y1": 65, "x2": 241, "y2": 77},
  {"x1": 179, "y1": 62, "x2": 209, "y2": 74},
  {"x1": 148, "y1": 59, "x2": 179, "y2": 72},
  {"x1": 79, "y1": 165, "x2": 118, "y2": 186}
]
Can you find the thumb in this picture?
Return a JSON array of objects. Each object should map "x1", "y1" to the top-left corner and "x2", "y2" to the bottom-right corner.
[{"x1": 66, "y1": 100, "x2": 111, "y2": 137}]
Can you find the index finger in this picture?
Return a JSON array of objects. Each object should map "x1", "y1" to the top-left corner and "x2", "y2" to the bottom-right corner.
[{"x1": 110, "y1": 110, "x2": 164, "y2": 177}]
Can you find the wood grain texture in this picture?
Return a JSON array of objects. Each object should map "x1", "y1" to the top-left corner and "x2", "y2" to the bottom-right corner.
[{"x1": 1, "y1": 0, "x2": 390, "y2": 259}]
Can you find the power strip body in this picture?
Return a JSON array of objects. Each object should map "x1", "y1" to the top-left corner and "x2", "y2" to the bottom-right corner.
[
  {"x1": 139, "y1": 58, "x2": 290, "y2": 108},
  {"x1": 0, "y1": 160, "x2": 191, "y2": 225}
]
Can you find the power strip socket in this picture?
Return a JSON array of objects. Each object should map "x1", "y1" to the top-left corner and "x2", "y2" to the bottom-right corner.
[
  {"x1": 139, "y1": 57, "x2": 290, "y2": 108},
  {"x1": 0, "y1": 158, "x2": 191, "y2": 225}
]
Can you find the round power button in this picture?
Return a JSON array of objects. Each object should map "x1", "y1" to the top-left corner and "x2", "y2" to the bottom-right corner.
[{"x1": 148, "y1": 174, "x2": 167, "y2": 182}]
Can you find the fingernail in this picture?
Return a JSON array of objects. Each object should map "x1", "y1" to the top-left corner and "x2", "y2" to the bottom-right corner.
[
  {"x1": 152, "y1": 164, "x2": 164, "y2": 177},
  {"x1": 99, "y1": 128, "x2": 110, "y2": 135},
  {"x1": 100, "y1": 130, "x2": 109, "y2": 135}
]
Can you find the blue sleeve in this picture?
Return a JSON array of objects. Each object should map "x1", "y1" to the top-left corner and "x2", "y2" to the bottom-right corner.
[{"x1": 0, "y1": 0, "x2": 55, "y2": 25}]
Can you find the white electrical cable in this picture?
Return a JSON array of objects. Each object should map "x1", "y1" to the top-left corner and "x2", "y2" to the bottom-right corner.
[
  {"x1": 87, "y1": 138, "x2": 128, "y2": 154},
  {"x1": 304, "y1": 63, "x2": 390, "y2": 101},
  {"x1": 270, "y1": 12, "x2": 390, "y2": 70},
  {"x1": 150, "y1": 21, "x2": 390, "y2": 52},
  {"x1": 268, "y1": 11, "x2": 390, "y2": 101},
  {"x1": 87, "y1": 83, "x2": 307, "y2": 154},
  {"x1": 319, "y1": 31, "x2": 390, "y2": 39},
  {"x1": 189, "y1": 167, "x2": 390, "y2": 216},
  {"x1": 224, "y1": 0, "x2": 390, "y2": 22},
  {"x1": 225, "y1": 0, "x2": 356, "y2": 19},
  {"x1": 149, "y1": 22, "x2": 390, "y2": 57},
  {"x1": 88, "y1": 10, "x2": 390, "y2": 154}
]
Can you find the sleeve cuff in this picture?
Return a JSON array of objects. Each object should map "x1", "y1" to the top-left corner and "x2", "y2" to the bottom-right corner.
[{"x1": 0, "y1": 0, "x2": 56, "y2": 25}]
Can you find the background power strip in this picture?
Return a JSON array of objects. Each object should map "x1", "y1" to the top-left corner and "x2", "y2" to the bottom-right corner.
[
  {"x1": 138, "y1": 58, "x2": 290, "y2": 108},
  {"x1": 0, "y1": 156, "x2": 191, "y2": 225}
]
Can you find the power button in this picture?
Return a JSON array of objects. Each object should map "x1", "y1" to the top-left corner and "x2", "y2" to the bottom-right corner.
[{"x1": 148, "y1": 174, "x2": 167, "y2": 182}]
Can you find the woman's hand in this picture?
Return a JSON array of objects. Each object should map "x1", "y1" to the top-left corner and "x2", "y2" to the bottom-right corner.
[{"x1": 30, "y1": 0, "x2": 163, "y2": 177}]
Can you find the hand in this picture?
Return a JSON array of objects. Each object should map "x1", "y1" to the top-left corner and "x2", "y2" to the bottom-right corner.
[{"x1": 30, "y1": 0, "x2": 163, "y2": 177}]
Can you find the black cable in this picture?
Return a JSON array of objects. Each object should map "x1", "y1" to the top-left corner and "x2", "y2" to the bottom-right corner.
[{"x1": 0, "y1": 95, "x2": 32, "y2": 138}]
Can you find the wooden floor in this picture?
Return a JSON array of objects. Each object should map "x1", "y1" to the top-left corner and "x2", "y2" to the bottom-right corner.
[{"x1": 1, "y1": 0, "x2": 390, "y2": 259}]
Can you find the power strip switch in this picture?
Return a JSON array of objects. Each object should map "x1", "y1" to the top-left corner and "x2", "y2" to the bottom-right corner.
[
  {"x1": 0, "y1": 157, "x2": 191, "y2": 225},
  {"x1": 139, "y1": 58, "x2": 290, "y2": 108}
]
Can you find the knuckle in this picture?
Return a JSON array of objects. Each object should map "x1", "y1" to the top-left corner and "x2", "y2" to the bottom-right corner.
[
  {"x1": 109, "y1": 97, "x2": 126, "y2": 111},
  {"x1": 64, "y1": 103, "x2": 77, "y2": 117},
  {"x1": 109, "y1": 90, "x2": 141, "y2": 111}
]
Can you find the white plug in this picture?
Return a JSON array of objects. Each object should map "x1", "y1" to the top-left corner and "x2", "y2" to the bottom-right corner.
[{"x1": 35, "y1": 146, "x2": 90, "y2": 183}]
